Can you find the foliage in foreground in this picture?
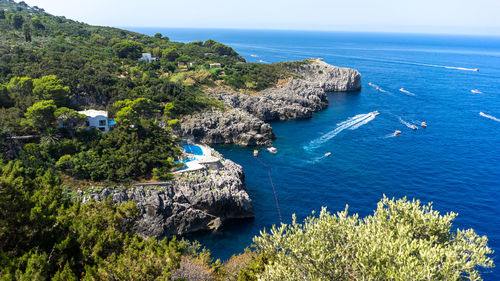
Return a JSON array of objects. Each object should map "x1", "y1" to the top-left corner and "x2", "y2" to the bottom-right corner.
[
  {"x1": 0, "y1": 161, "x2": 494, "y2": 281},
  {"x1": 0, "y1": 159, "x2": 206, "y2": 280},
  {"x1": 251, "y1": 196, "x2": 494, "y2": 281}
]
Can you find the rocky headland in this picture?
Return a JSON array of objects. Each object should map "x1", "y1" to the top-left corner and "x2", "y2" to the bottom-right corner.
[
  {"x1": 81, "y1": 59, "x2": 361, "y2": 237},
  {"x1": 80, "y1": 150, "x2": 254, "y2": 237},
  {"x1": 179, "y1": 58, "x2": 361, "y2": 146}
]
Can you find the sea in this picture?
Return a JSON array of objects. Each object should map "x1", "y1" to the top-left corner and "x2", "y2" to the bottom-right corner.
[{"x1": 129, "y1": 27, "x2": 500, "y2": 279}]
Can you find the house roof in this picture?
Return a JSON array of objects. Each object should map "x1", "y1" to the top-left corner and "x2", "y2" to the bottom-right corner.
[{"x1": 78, "y1": 109, "x2": 108, "y2": 118}]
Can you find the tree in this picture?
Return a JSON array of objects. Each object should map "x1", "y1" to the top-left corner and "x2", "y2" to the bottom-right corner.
[
  {"x1": 22, "y1": 22, "x2": 31, "y2": 42},
  {"x1": 154, "y1": 32, "x2": 162, "y2": 39},
  {"x1": 212, "y1": 42, "x2": 238, "y2": 56},
  {"x1": 22, "y1": 100, "x2": 57, "y2": 131},
  {"x1": 253, "y1": 196, "x2": 494, "y2": 281},
  {"x1": 112, "y1": 40, "x2": 143, "y2": 59},
  {"x1": 162, "y1": 48, "x2": 179, "y2": 62},
  {"x1": 10, "y1": 14, "x2": 24, "y2": 29},
  {"x1": 114, "y1": 98, "x2": 160, "y2": 121},
  {"x1": 176, "y1": 55, "x2": 191, "y2": 63},
  {"x1": 31, "y1": 16, "x2": 45, "y2": 30},
  {"x1": 114, "y1": 106, "x2": 138, "y2": 128},
  {"x1": 0, "y1": 10, "x2": 5, "y2": 20},
  {"x1": 54, "y1": 107, "x2": 87, "y2": 136},
  {"x1": 0, "y1": 84, "x2": 12, "y2": 108},
  {"x1": 204, "y1": 39, "x2": 217, "y2": 48},
  {"x1": 32, "y1": 75, "x2": 70, "y2": 107}
]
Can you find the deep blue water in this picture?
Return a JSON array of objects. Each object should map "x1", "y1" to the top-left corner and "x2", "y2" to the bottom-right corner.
[{"x1": 130, "y1": 28, "x2": 500, "y2": 279}]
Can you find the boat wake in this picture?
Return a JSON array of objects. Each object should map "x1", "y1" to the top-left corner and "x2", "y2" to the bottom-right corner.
[
  {"x1": 306, "y1": 154, "x2": 329, "y2": 164},
  {"x1": 304, "y1": 112, "x2": 378, "y2": 151},
  {"x1": 442, "y1": 65, "x2": 478, "y2": 71},
  {"x1": 398, "y1": 117, "x2": 418, "y2": 130},
  {"x1": 479, "y1": 112, "x2": 500, "y2": 122},
  {"x1": 250, "y1": 54, "x2": 259, "y2": 57},
  {"x1": 399, "y1": 88, "x2": 416, "y2": 96},
  {"x1": 401, "y1": 62, "x2": 478, "y2": 72},
  {"x1": 368, "y1": 82, "x2": 394, "y2": 96}
]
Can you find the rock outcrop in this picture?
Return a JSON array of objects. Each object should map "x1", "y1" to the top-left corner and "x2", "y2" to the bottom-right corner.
[
  {"x1": 180, "y1": 58, "x2": 361, "y2": 145},
  {"x1": 298, "y1": 58, "x2": 362, "y2": 92},
  {"x1": 180, "y1": 109, "x2": 275, "y2": 146},
  {"x1": 80, "y1": 154, "x2": 254, "y2": 237}
]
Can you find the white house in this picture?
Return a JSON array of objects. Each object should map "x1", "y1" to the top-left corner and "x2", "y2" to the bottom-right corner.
[
  {"x1": 78, "y1": 109, "x2": 110, "y2": 132},
  {"x1": 138, "y1": 53, "x2": 157, "y2": 63}
]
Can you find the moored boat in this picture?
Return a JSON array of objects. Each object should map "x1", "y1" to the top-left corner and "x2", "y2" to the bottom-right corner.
[{"x1": 267, "y1": 147, "x2": 278, "y2": 154}]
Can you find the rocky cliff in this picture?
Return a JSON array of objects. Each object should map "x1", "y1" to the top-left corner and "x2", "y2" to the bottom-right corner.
[
  {"x1": 80, "y1": 154, "x2": 254, "y2": 237},
  {"x1": 179, "y1": 58, "x2": 361, "y2": 145}
]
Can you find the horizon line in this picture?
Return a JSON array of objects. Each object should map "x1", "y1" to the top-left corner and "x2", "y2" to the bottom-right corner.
[{"x1": 118, "y1": 26, "x2": 500, "y2": 38}]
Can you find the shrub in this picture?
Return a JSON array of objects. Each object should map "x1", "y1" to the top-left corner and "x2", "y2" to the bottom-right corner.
[{"x1": 253, "y1": 196, "x2": 494, "y2": 281}]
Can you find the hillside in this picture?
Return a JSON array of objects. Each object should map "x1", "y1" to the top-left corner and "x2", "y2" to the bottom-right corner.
[{"x1": 0, "y1": 0, "x2": 310, "y2": 184}]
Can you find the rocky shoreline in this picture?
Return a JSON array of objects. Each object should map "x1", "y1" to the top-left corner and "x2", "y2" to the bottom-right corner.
[
  {"x1": 179, "y1": 58, "x2": 361, "y2": 146},
  {"x1": 80, "y1": 151, "x2": 254, "y2": 237},
  {"x1": 81, "y1": 58, "x2": 361, "y2": 237}
]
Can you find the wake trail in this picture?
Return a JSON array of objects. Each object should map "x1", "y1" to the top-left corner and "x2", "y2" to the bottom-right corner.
[
  {"x1": 368, "y1": 82, "x2": 395, "y2": 96},
  {"x1": 398, "y1": 116, "x2": 418, "y2": 130},
  {"x1": 350, "y1": 114, "x2": 376, "y2": 130},
  {"x1": 479, "y1": 112, "x2": 500, "y2": 122},
  {"x1": 306, "y1": 154, "x2": 329, "y2": 164},
  {"x1": 304, "y1": 112, "x2": 378, "y2": 151},
  {"x1": 399, "y1": 88, "x2": 416, "y2": 96}
]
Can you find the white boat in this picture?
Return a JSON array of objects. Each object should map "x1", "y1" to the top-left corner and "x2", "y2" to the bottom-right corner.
[
  {"x1": 471, "y1": 89, "x2": 482, "y2": 94},
  {"x1": 474, "y1": 68, "x2": 479, "y2": 72},
  {"x1": 409, "y1": 124, "x2": 418, "y2": 130},
  {"x1": 253, "y1": 150, "x2": 259, "y2": 157},
  {"x1": 371, "y1": 110, "x2": 380, "y2": 116},
  {"x1": 394, "y1": 130, "x2": 401, "y2": 136},
  {"x1": 421, "y1": 121, "x2": 427, "y2": 128},
  {"x1": 324, "y1": 152, "x2": 331, "y2": 157},
  {"x1": 267, "y1": 147, "x2": 277, "y2": 154}
]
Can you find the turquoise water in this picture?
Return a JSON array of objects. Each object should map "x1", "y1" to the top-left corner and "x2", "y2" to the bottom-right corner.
[
  {"x1": 182, "y1": 145, "x2": 204, "y2": 156},
  {"x1": 130, "y1": 28, "x2": 500, "y2": 279}
]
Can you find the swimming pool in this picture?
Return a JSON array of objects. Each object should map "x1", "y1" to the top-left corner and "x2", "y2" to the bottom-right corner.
[{"x1": 183, "y1": 145, "x2": 203, "y2": 156}]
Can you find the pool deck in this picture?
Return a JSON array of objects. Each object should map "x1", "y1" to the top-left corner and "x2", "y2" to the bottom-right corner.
[{"x1": 174, "y1": 144, "x2": 219, "y2": 174}]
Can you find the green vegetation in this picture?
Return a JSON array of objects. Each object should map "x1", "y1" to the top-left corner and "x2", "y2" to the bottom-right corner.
[
  {"x1": 0, "y1": 1, "x2": 493, "y2": 280},
  {"x1": 0, "y1": 160, "x2": 208, "y2": 280},
  {"x1": 248, "y1": 196, "x2": 494, "y2": 280},
  {"x1": 2, "y1": 160, "x2": 492, "y2": 280}
]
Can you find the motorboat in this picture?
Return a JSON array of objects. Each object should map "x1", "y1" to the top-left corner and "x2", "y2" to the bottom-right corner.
[
  {"x1": 471, "y1": 89, "x2": 482, "y2": 94},
  {"x1": 253, "y1": 150, "x2": 259, "y2": 157},
  {"x1": 369, "y1": 82, "x2": 374, "y2": 86},
  {"x1": 267, "y1": 147, "x2": 278, "y2": 154},
  {"x1": 371, "y1": 110, "x2": 380, "y2": 116},
  {"x1": 473, "y1": 68, "x2": 479, "y2": 72},
  {"x1": 394, "y1": 130, "x2": 401, "y2": 136},
  {"x1": 409, "y1": 124, "x2": 418, "y2": 130},
  {"x1": 421, "y1": 121, "x2": 427, "y2": 128},
  {"x1": 324, "y1": 152, "x2": 331, "y2": 157},
  {"x1": 376, "y1": 87, "x2": 381, "y2": 91}
]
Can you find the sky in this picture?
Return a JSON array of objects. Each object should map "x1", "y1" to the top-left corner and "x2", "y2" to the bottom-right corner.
[{"x1": 21, "y1": 0, "x2": 500, "y2": 36}]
